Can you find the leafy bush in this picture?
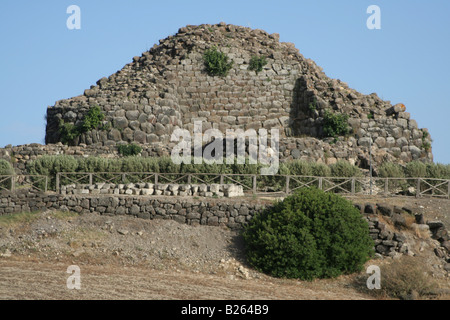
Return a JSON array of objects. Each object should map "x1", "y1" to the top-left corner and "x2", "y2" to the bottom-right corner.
[
  {"x1": 117, "y1": 143, "x2": 142, "y2": 157},
  {"x1": 0, "y1": 159, "x2": 13, "y2": 190},
  {"x1": 80, "y1": 105, "x2": 105, "y2": 133},
  {"x1": 59, "y1": 106, "x2": 105, "y2": 145},
  {"x1": 329, "y1": 160, "x2": 362, "y2": 177},
  {"x1": 203, "y1": 46, "x2": 233, "y2": 77},
  {"x1": 248, "y1": 56, "x2": 267, "y2": 74},
  {"x1": 426, "y1": 163, "x2": 450, "y2": 179},
  {"x1": 285, "y1": 160, "x2": 313, "y2": 176},
  {"x1": 310, "y1": 162, "x2": 332, "y2": 177},
  {"x1": 329, "y1": 161, "x2": 362, "y2": 192},
  {"x1": 377, "y1": 162, "x2": 407, "y2": 193},
  {"x1": 323, "y1": 110, "x2": 350, "y2": 138},
  {"x1": 243, "y1": 188, "x2": 373, "y2": 280},
  {"x1": 0, "y1": 159, "x2": 13, "y2": 175},
  {"x1": 27, "y1": 155, "x2": 78, "y2": 190},
  {"x1": 378, "y1": 162, "x2": 405, "y2": 178},
  {"x1": 405, "y1": 161, "x2": 427, "y2": 178}
]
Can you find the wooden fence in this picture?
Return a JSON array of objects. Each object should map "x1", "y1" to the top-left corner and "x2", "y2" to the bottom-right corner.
[
  {"x1": 53, "y1": 172, "x2": 450, "y2": 199},
  {"x1": 0, "y1": 175, "x2": 48, "y2": 193}
]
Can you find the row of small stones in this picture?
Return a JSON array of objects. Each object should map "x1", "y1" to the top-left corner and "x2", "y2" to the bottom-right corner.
[{"x1": 61, "y1": 183, "x2": 244, "y2": 198}]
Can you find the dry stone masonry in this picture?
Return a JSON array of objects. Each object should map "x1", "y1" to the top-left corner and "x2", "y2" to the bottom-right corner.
[{"x1": 41, "y1": 22, "x2": 432, "y2": 169}]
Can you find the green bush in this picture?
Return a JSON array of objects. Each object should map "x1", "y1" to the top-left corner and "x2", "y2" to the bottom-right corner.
[
  {"x1": 285, "y1": 160, "x2": 313, "y2": 176},
  {"x1": 243, "y1": 188, "x2": 373, "y2": 280},
  {"x1": 27, "y1": 155, "x2": 78, "y2": 189},
  {"x1": 117, "y1": 143, "x2": 142, "y2": 157},
  {"x1": 426, "y1": 163, "x2": 450, "y2": 179},
  {"x1": 0, "y1": 159, "x2": 13, "y2": 175},
  {"x1": 329, "y1": 160, "x2": 362, "y2": 177},
  {"x1": 0, "y1": 160, "x2": 13, "y2": 190},
  {"x1": 203, "y1": 46, "x2": 233, "y2": 77},
  {"x1": 59, "y1": 106, "x2": 105, "y2": 145},
  {"x1": 323, "y1": 110, "x2": 350, "y2": 138},
  {"x1": 405, "y1": 161, "x2": 427, "y2": 178},
  {"x1": 378, "y1": 162, "x2": 405, "y2": 178},
  {"x1": 248, "y1": 56, "x2": 267, "y2": 74},
  {"x1": 80, "y1": 105, "x2": 105, "y2": 133},
  {"x1": 310, "y1": 162, "x2": 332, "y2": 177}
]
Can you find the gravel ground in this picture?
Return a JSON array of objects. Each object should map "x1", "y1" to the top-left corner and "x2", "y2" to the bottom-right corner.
[{"x1": 0, "y1": 195, "x2": 449, "y2": 300}]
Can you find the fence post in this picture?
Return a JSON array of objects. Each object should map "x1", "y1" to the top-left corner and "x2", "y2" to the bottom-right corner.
[
  {"x1": 56, "y1": 173, "x2": 60, "y2": 194},
  {"x1": 187, "y1": 174, "x2": 191, "y2": 184},
  {"x1": 252, "y1": 175, "x2": 257, "y2": 194},
  {"x1": 220, "y1": 174, "x2": 224, "y2": 185},
  {"x1": 286, "y1": 176, "x2": 290, "y2": 195},
  {"x1": 45, "y1": 176, "x2": 48, "y2": 193},
  {"x1": 351, "y1": 178, "x2": 355, "y2": 195},
  {"x1": 11, "y1": 175, "x2": 15, "y2": 193},
  {"x1": 318, "y1": 177, "x2": 323, "y2": 190},
  {"x1": 416, "y1": 178, "x2": 421, "y2": 198},
  {"x1": 89, "y1": 173, "x2": 93, "y2": 186},
  {"x1": 448, "y1": 180, "x2": 450, "y2": 199},
  {"x1": 384, "y1": 179, "x2": 388, "y2": 195},
  {"x1": 155, "y1": 173, "x2": 159, "y2": 186}
]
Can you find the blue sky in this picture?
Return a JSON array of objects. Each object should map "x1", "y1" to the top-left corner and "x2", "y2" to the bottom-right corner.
[{"x1": 0, "y1": 0, "x2": 449, "y2": 164}]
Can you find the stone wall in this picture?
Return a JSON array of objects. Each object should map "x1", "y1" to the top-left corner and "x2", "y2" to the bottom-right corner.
[
  {"x1": 42, "y1": 23, "x2": 433, "y2": 169},
  {"x1": 0, "y1": 190, "x2": 268, "y2": 229}
]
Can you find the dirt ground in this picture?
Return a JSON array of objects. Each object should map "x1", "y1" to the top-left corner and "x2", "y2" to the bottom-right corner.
[{"x1": 0, "y1": 195, "x2": 449, "y2": 300}]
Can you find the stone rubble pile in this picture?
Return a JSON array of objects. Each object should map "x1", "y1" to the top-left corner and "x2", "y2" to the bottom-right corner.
[{"x1": 61, "y1": 182, "x2": 245, "y2": 198}]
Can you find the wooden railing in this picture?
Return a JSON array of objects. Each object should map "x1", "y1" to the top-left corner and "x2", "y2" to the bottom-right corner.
[
  {"x1": 54, "y1": 172, "x2": 450, "y2": 199},
  {"x1": 0, "y1": 175, "x2": 48, "y2": 193}
]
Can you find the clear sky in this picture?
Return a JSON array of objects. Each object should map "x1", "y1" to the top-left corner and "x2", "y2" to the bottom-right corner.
[{"x1": 0, "y1": 0, "x2": 449, "y2": 164}]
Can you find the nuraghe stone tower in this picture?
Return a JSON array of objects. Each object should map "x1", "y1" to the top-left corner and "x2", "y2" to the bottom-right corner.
[{"x1": 45, "y1": 23, "x2": 433, "y2": 168}]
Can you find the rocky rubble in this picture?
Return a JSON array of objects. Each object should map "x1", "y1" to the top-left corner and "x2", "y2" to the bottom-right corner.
[
  {"x1": 61, "y1": 182, "x2": 244, "y2": 198},
  {"x1": 356, "y1": 201, "x2": 450, "y2": 275}
]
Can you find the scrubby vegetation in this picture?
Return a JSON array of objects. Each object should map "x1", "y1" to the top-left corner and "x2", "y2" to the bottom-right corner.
[
  {"x1": 378, "y1": 161, "x2": 450, "y2": 179},
  {"x1": 59, "y1": 106, "x2": 105, "y2": 145},
  {"x1": 242, "y1": 188, "x2": 374, "y2": 280},
  {"x1": 117, "y1": 143, "x2": 142, "y2": 157},
  {"x1": 25, "y1": 156, "x2": 364, "y2": 191},
  {"x1": 203, "y1": 46, "x2": 233, "y2": 77},
  {"x1": 323, "y1": 109, "x2": 350, "y2": 138},
  {"x1": 248, "y1": 55, "x2": 267, "y2": 73},
  {"x1": 368, "y1": 256, "x2": 437, "y2": 300},
  {"x1": 0, "y1": 159, "x2": 14, "y2": 190}
]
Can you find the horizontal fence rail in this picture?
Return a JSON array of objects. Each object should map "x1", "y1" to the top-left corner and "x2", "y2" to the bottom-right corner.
[
  {"x1": 53, "y1": 172, "x2": 450, "y2": 199},
  {"x1": 0, "y1": 175, "x2": 48, "y2": 193}
]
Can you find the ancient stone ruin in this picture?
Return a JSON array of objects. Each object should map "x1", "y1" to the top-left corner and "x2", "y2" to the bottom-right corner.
[{"x1": 42, "y1": 22, "x2": 432, "y2": 168}]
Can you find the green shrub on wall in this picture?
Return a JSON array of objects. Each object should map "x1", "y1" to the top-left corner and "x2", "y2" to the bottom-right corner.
[
  {"x1": 243, "y1": 187, "x2": 374, "y2": 280},
  {"x1": 117, "y1": 143, "x2": 142, "y2": 157},
  {"x1": 203, "y1": 46, "x2": 233, "y2": 77},
  {"x1": 323, "y1": 110, "x2": 350, "y2": 138},
  {"x1": 248, "y1": 55, "x2": 267, "y2": 74},
  {"x1": 59, "y1": 106, "x2": 105, "y2": 145}
]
